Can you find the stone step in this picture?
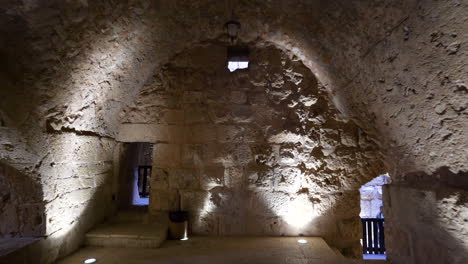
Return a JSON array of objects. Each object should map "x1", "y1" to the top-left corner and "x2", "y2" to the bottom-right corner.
[
  {"x1": 85, "y1": 221, "x2": 168, "y2": 248},
  {"x1": 85, "y1": 210, "x2": 169, "y2": 249},
  {"x1": 111, "y1": 208, "x2": 150, "y2": 224}
]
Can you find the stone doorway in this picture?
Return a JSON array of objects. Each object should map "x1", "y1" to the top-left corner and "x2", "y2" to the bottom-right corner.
[
  {"x1": 116, "y1": 142, "x2": 153, "y2": 208},
  {"x1": 359, "y1": 174, "x2": 389, "y2": 260}
]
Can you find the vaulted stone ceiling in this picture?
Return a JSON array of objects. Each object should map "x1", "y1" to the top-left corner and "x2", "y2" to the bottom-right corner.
[
  {"x1": 0, "y1": 1, "x2": 466, "y2": 263},
  {"x1": 1, "y1": 0, "x2": 466, "y2": 175}
]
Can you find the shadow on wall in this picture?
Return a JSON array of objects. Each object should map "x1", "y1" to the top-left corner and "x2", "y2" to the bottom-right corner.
[
  {"x1": 0, "y1": 158, "x2": 115, "y2": 264},
  {"x1": 0, "y1": 161, "x2": 45, "y2": 263},
  {"x1": 384, "y1": 168, "x2": 468, "y2": 264},
  {"x1": 0, "y1": 162, "x2": 45, "y2": 238}
]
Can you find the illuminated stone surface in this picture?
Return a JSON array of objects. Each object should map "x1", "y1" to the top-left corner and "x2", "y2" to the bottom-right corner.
[
  {"x1": 117, "y1": 44, "x2": 383, "y2": 257},
  {"x1": 58, "y1": 237, "x2": 348, "y2": 264},
  {"x1": 0, "y1": 0, "x2": 466, "y2": 264}
]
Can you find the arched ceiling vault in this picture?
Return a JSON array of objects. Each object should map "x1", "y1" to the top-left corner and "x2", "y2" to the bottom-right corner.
[{"x1": 0, "y1": 0, "x2": 466, "y2": 177}]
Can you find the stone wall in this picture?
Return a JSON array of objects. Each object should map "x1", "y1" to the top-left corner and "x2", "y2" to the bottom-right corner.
[
  {"x1": 0, "y1": 162, "x2": 44, "y2": 238},
  {"x1": 0, "y1": 1, "x2": 157, "y2": 262},
  {"x1": 0, "y1": 126, "x2": 116, "y2": 263},
  {"x1": 0, "y1": 0, "x2": 466, "y2": 263},
  {"x1": 384, "y1": 169, "x2": 468, "y2": 264},
  {"x1": 119, "y1": 43, "x2": 384, "y2": 256},
  {"x1": 360, "y1": 175, "x2": 389, "y2": 218}
]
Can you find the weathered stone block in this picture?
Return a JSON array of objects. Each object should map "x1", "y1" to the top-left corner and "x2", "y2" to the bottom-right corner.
[
  {"x1": 18, "y1": 204, "x2": 45, "y2": 236},
  {"x1": 245, "y1": 214, "x2": 283, "y2": 235},
  {"x1": 231, "y1": 105, "x2": 253, "y2": 123},
  {"x1": 199, "y1": 166, "x2": 224, "y2": 189},
  {"x1": 275, "y1": 167, "x2": 302, "y2": 191},
  {"x1": 230, "y1": 91, "x2": 247, "y2": 104},
  {"x1": 168, "y1": 168, "x2": 199, "y2": 189},
  {"x1": 218, "y1": 213, "x2": 247, "y2": 235},
  {"x1": 184, "y1": 125, "x2": 216, "y2": 143},
  {"x1": 247, "y1": 91, "x2": 268, "y2": 105},
  {"x1": 190, "y1": 212, "x2": 219, "y2": 235},
  {"x1": 151, "y1": 168, "x2": 169, "y2": 189},
  {"x1": 180, "y1": 144, "x2": 204, "y2": 167},
  {"x1": 245, "y1": 166, "x2": 275, "y2": 189},
  {"x1": 224, "y1": 166, "x2": 244, "y2": 188},
  {"x1": 340, "y1": 132, "x2": 358, "y2": 148},
  {"x1": 0, "y1": 204, "x2": 19, "y2": 236},
  {"x1": 153, "y1": 143, "x2": 181, "y2": 167},
  {"x1": 337, "y1": 217, "x2": 361, "y2": 239},
  {"x1": 150, "y1": 188, "x2": 179, "y2": 211},
  {"x1": 117, "y1": 124, "x2": 183, "y2": 143},
  {"x1": 184, "y1": 107, "x2": 208, "y2": 124},
  {"x1": 180, "y1": 190, "x2": 210, "y2": 211},
  {"x1": 162, "y1": 110, "x2": 183, "y2": 125},
  {"x1": 182, "y1": 91, "x2": 205, "y2": 104}
]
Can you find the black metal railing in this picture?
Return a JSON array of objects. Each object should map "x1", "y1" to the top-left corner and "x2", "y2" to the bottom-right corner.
[
  {"x1": 362, "y1": 218, "x2": 385, "y2": 254},
  {"x1": 137, "y1": 166, "x2": 152, "y2": 198}
]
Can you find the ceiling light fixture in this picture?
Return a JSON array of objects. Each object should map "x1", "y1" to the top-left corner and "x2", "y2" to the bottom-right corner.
[
  {"x1": 84, "y1": 258, "x2": 97, "y2": 264},
  {"x1": 225, "y1": 20, "x2": 241, "y2": 43},
  {"x1": 298, "y1": 239, "x2": 308, "y2": 244}
]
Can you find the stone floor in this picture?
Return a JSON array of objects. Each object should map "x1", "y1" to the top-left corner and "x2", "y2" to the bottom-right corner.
[
  {"x1": 0, "y1": 237, "x2": 41, "y2": 258},
  {"x1": 57, "y1": 236, "x2": 356, "y2": 264},
  {"x1": 85, "y1": 222, "x2": 167, "y2": 248},
  {"x1": 0, "y1": 237, "x2": 43, "y2": 264}
]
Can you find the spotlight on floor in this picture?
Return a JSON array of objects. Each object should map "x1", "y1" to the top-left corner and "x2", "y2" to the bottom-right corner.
[
  {"x1": 180, "y1": 237, "x2": 189, "y2": 241},
  {"x1": 297, "y1": 239, "x2": 308, "y2": 244},
  {"x1": 84, "y1": 258, "x2": 97, "y2": 264}
]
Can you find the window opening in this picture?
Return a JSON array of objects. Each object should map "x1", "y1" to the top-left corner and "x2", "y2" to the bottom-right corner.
[
  {"x1": 227, "y1": 46, "x2": 249, "y2": 72},
  {"x1": 360, "y1": 174, "x2": 389, "y2": 260}
]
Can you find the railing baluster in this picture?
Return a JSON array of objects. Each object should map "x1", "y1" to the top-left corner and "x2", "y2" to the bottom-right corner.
[
  {"x1": 137, "y1": 165, "x2": 152, "y2": 198},
  {"x1": 379, "y1": 219, "x2": 385, "y2": 254},
  {"x1": 362, "y1": 218, "x2": 385, "y2": 255},
  {"x1": 362, "y1": 218, "x2": 368, "y2": 254}
]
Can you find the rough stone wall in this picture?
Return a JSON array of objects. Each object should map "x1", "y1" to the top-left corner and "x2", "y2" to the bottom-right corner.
[
  {"x1": 0, "y1": 162, "x2": 44, "y2": 238},
  {"x1": 311, "y1": 1, "x2": 468, "y2": 262},
  {"x1": 0, "y1": 1, "x2": 149, "y2": 262},
  {"x1": 119, "y1": 43, "x2": 383, "y2": 256},
  {"x1": 384, "y1": 169, "x2": 468, "y2": 264},
  {"x1": 0, "y1": 0, "x2": 466, "y2": 262},
  {"x1": 0, "y1": 126, "x2": 115, "y2": 263},
  {"x1": 359, "y1": 175, "x2": 389, "y2": 218}
]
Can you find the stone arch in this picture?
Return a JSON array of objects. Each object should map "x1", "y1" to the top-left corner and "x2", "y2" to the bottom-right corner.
[
  {"x1": 0, "y1": 0, "x2": 466, "y2": 263},
  {"x1": 117, "y1": 40, "x2": 386, "y2": 256}
]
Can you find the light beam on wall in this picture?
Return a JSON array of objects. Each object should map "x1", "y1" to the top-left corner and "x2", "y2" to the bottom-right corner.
[{"x1": 283, "y1": 194, "x2": 316, "y2": 230}]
